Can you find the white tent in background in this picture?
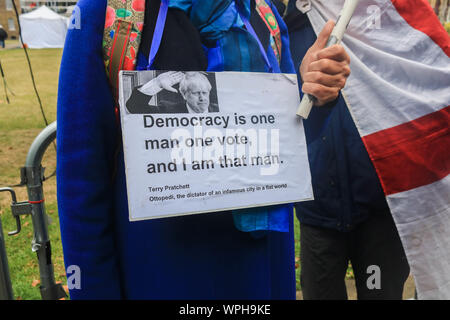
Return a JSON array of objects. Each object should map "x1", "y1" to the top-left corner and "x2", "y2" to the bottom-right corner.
[{"x1": 19, "y1": 6, "x2": 69, "y2": 49}]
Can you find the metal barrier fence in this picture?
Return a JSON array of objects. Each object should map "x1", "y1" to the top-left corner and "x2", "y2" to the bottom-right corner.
[{"x1": 0, "y1": 121, "x2": 66, "y2": 300}]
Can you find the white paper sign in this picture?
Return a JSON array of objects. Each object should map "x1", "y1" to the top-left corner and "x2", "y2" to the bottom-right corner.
[{"x1": 119, "y1": 70, "x2": 313, "y2": 221}]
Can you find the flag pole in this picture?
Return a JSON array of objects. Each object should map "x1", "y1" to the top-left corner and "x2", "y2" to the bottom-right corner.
[{"x1": 296, "y1": 0, "x2": 361, "y2": 119}]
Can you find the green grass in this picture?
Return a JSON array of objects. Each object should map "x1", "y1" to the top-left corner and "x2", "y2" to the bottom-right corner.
[
  {"x1": 1, "y1": 203, "x2": 66, "y2": 300},
  {"x1": 0, "y1": 46, "x2": 65, "y2": 300},
  {"x1": 0, "y1": 47, "x2": 60, "y2": 130}
]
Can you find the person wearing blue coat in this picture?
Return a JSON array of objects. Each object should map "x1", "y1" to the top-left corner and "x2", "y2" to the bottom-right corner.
[{"x1": 57, "y1": 0, "x2": 350, "y2": 299}]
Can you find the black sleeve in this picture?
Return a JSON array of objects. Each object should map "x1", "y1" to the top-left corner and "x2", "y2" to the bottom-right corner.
[{"x1": 126, "y1": 87, "x2": 158, "y2": 114}]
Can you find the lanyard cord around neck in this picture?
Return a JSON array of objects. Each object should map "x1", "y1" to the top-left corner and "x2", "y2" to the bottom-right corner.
[
  {"x1": 146, "y1": 0, "x2": 169, "y2": 70},
  {"x1": 236, "y1": 2, "x2": 274, "y2": 73}
]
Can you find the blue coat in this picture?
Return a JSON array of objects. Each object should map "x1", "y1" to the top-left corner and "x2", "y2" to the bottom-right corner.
[{"x1": 57, "y1": 0, "x2": 295, "y2": 299}]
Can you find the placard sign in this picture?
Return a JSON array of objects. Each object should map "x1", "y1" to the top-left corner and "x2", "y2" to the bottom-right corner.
[{"x1": 119, "y1": 70, "x2": 313, "y2": 221}]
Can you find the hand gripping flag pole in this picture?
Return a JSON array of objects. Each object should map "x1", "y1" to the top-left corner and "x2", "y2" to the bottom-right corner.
[{"x1": 296, "y1": 0, "x2": 361, "y2": 119}]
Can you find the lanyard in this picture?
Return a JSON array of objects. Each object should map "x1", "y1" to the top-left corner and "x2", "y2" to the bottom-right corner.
[
  {"x1": 236, "y1": 2, "x2": 274, "y2": 73},
  {"x1": 146, "y1": 0, "x2": 169, "y2": 70},
  {"x1": 146, "y1": 0, "x2": 274, "y2": 73}
]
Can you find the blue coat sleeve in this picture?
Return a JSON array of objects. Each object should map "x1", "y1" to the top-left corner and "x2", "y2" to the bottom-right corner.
[{"x1": 56, "y1": 0, "x2": 123, "y2": 299}]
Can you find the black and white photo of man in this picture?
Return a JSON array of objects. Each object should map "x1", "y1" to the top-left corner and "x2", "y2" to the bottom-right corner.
[{"x1": 125, "y1": 71, "x2": 219, "y2": 114}]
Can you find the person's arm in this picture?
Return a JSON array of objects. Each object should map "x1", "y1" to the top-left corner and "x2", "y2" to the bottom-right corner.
[
  {"x1": 138, "y1": 71, "x2": 185, "y2": 96},
  {"x1": 57, "y1": 0, "x2": 123, "y2": 299},
  {"x1": 126, "y1": 72, "x2": 186, "y2": 114}
]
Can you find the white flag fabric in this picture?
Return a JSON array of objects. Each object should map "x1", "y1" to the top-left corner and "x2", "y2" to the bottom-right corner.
[{"x1": 307, "y1": 0, "x2": 450, "y2": 299}]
